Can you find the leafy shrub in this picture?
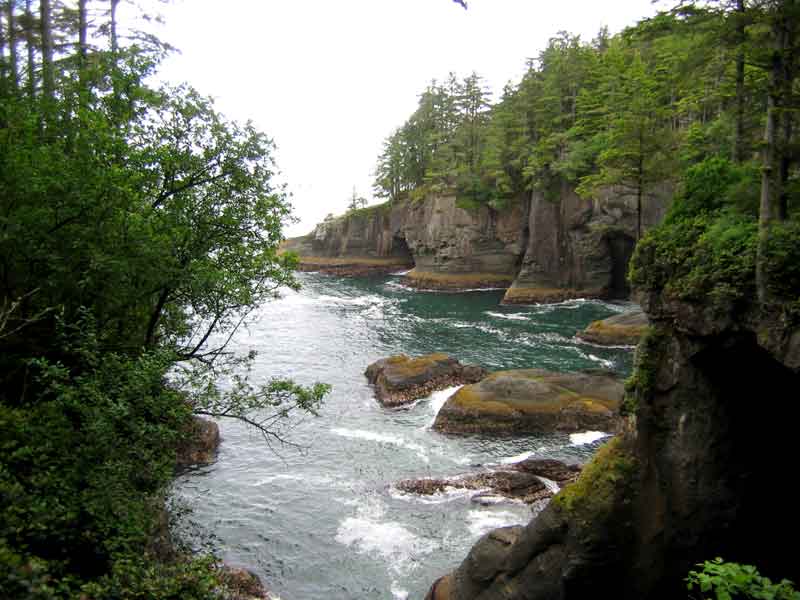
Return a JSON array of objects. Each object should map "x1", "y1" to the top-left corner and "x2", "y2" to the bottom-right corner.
[{"x1": 687, "y1": 558, "x2": 800, "y2": 600}]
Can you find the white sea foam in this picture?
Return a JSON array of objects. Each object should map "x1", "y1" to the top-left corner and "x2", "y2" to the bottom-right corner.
[
  {"x1": 389, "y1": 485, "x2": 480, "y2": 505},
  {"x1": 336, "y1": 497, "x2": 436, "y2": 575},
  {"x1": 536, "y1": 476, "x2": 561, "y2": 494},
  {"x1": 426, "y1": 385, "x2": 463, "y2": 427},
  {"x1": 587, "y1": 353, "x2": 615, "y2": 369},
  {"x1": 484, "y1": 311, "x2": 531, "y2": 321},
  {"x1": 316, "y1": 293, "x2": 396, "y2": 308},
  {"x1": 499, "y1": 451, "x2": 536, "y2": 465},
  {"x1": 391, "y1": 269, "x2": 413, "y2": 276},
  {"x1": 331, "y1": 428, "x2": 429, "y2": 462},
  {"x1": 570, "y1": 431, "x2": 610, "y2": 446},
  {"x1": 391, "y1": 582, "x2": 410, "y2": 599},
  {"x1": 466, "y1": 509, "x2": 526, "y2": 538},
  {"x1": 471, "y1": 494, "x2": 520, "y2": 506}
]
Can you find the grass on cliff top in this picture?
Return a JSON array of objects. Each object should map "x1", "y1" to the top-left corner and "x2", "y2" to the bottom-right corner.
[{"x1": 342, "y1": 200, "x2": 393, "y2": 220}]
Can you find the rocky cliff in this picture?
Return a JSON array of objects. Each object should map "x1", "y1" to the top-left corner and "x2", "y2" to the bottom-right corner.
[
  {"x1": 424, "y1": 289, "x2": 800, "y2": 599},
  {"x1": 283, "y1": 184, "x2": 670, "y2": 300}
]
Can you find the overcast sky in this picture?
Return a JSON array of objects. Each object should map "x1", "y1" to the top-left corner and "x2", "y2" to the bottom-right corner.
[{"x1": 141, "y1": 0, "x2": 661, "y2": 237}]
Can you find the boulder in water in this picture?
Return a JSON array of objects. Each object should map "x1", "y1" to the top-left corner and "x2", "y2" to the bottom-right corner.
[
  {"x1": 394, "y1": 458, "x2": 582, "y2": 505},
  {"x1": 365, "y1": 353, "x2": 486, "y2": 407},
  {"x1": 176, "y1": 416, "x2": 220, "y2": 468},
  {"x1": 432, "y1": 369, "x2": 623, "y2": 434},
  {"x1": 577, "y1": 309, "x2": 649, "y2": 346}
]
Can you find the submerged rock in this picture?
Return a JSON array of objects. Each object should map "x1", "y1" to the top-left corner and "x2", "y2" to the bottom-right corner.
[
  {"x1": 577, "y1": 308, "x2": 649, "y2": 346},
  {"x1": 432, "y1": 369, "x2": 623, "y2": 434},
  {"x1": 365, "y1": 353, "x2": 486, "y2": 408}
]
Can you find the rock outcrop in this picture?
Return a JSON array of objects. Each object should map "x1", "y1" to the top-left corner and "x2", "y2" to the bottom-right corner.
[
  {"x1": 365, "y1": 353, "x2": 486, "y2": 408},
  {"x1": 432, "y1": 369, "x2": 623, "y2": 434},
  {"x1": 424, "y1": 293, "x2": 800, "y2": 599},
  {"x1": 219, "y1": 565, "x2": 278, "y2": 600},
  {"x1": 176, "y1": 416, "x2": 220, "y2": 468},
  {"x1": 396, "y1": 459, "x2": 582, "y2": 505},
  {"x1": 577, "y1": 308, "x2": 649, "y2": 346},
  {"x1": 283, "y1": 184, "x2": 670, "y2": 298},
  {"x1": 502, "y1": 183, "x2": 671, "y2": 304}
]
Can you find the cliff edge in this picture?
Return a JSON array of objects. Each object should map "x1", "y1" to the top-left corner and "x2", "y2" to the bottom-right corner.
[{"x1": 282, "y1": 184, "x2": 669, "y2": 300}]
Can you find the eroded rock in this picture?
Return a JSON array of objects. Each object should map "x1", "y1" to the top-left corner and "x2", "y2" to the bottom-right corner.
[
  {"x1": 433, "y1": 369, "x2": 623, "y2": 434},
  {"x1": 176, "y1": 416, "x2": 220, "y2": 468},
  {"x1": 577, "y1": 309, "x2": 649, "y2": 346},
  {"x1": 395, "y1": 459, "x2": 581, "y2": 506},
  {"x1": 365, "y1": 353, "x2": 486, "y2": 407}
]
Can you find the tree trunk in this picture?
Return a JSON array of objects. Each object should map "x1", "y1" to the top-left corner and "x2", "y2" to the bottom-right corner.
[
  {"x1": 756, "y1": 9, "x2": 785, "y2": 303},
  {"x1": 78, "y1": 0, "x2": 88, "y2": 99},
  {"x1": 5, "y1": 1, "x2": 18, "y2": 91},
  {"x1": 732, "y1": 0, "x2": 746, "y2": 163},
  {"x1": 110, "y1": 0, "x2": 120, "y2": 54},
  {"x1": 25, "y1": 0, "x2": 35, "y2": 99},
  {"x1": 39, "y1": 0, "x2": 53, "y2": 102},
  {"x1": 78, "y1": 0, "x2": 87, "y2": 68}
]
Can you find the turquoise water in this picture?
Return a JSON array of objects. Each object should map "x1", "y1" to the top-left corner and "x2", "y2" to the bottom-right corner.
[{"x1": 174, "y1": 272, "x2": 635, "y2": 599}]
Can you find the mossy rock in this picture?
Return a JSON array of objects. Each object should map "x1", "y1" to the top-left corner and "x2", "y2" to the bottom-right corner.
[
  {"x1": 551, "y1": 435, "x2": 637, "y2": 521},
  {"x1": 577, "y1": 309, "x2": 649, "y2": 346},
  {"x1": 432, "y1": 369, "x2": 623, "y2": 434},
  {"x1": 365, "y1": 353, "x2": 486, "y2": 408}
]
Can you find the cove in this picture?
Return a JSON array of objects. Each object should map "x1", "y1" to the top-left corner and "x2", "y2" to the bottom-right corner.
[{"x1": 174, "y1": 272, "x2": 634, "y2": 599}]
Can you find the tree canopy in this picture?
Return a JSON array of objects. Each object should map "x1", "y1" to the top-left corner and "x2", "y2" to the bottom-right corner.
[{"x1": 0, "y1": 1, "x2": 327, "y2": 596}]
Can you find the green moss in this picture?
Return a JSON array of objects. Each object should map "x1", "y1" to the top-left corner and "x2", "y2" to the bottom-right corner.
[
  {"x1": 623, "y1": 326, "x2": 667, "y2": 416},
  {"x1": 387, "y1": 353, "x2": 450, "y2": 378},
  {"x1": 450, "y1": 371, "x2": 618, "y2": 415},
  {"x1": 552, "y1": 436, "x2": 637, "y2": 520}
]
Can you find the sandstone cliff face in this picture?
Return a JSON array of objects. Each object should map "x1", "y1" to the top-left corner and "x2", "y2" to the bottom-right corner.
[
  {"x1": 425, "y1": 294, "x2": 800, "y2": 600},
  {"x1": 503, "y1": 182, "x2": 671, "y2": 303},
  {"x1": 285, "y1": 186, "x2": 669, "y2": 298}
]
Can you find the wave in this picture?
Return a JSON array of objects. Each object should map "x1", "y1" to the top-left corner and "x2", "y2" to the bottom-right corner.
[
  {"x1": 331, "y1": 427, "x2": 429, "y2": 462},
  {"x1": 335, "y1": 496, "x2": 436, "y2": 576},
  {"x1": 499, "y1": 450, "x2": 536, "y2": 464},
  {"x1": 570, "y1": 431, "x2": 610, "y2": 446},
  {"x1": 484, "y1": 311, "x2": 531, "y2": 321},
  {"x1": 425, "y1": 385, "x2": 463, "y2": 427},
  {"x1": 466, "y1": 508, "x2": 527, "y2": 538},
  {"x1": 391, "y1": 582, "x2": 410, "y2": 600},
  {"x1": 586, "y1": 353, "x2": 615, "y2": 369},
  {"x1": 389, "y1": 485, "x2": 482, "y2": 505}
]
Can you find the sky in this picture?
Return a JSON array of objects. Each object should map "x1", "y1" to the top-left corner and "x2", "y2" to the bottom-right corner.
[{"x1": 133, "y1": 0, "x2": 662, "y2": 237}]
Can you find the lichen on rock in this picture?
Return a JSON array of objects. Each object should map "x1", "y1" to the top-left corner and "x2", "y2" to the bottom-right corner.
[{"x1": 432, "y1": 369, "x2": 623, "y2": 434}]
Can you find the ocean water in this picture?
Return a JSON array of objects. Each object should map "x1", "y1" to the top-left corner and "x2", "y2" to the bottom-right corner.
[{"x1": 173, "y1": 272, "x2": 635, "y2": 599}]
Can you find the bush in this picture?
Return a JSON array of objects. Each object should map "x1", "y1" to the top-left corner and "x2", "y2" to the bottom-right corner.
[{"x1": 687, "y1": 558, "x2": 800, "y2": 600}]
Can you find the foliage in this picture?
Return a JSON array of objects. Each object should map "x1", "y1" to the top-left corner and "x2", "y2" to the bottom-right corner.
[
  {"x1": 0, "y1": 0, "x2": 328, "y2": 596},
  {"x1": 629, "y1": 158, "x2": 761, "y2": 309},
  {"x1": 687, "y1": 558, "x2": 800, "y2": 600}
]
